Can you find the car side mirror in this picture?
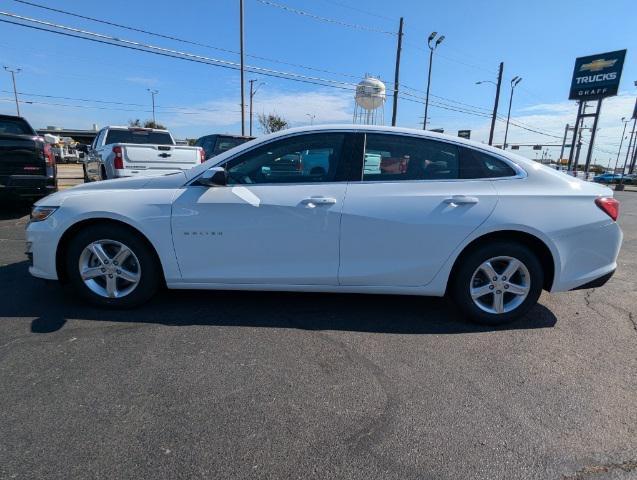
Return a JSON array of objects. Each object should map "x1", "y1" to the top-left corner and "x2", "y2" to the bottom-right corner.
[{"x1": 195, "y1": 167, "x2": 227, "y2": 187}]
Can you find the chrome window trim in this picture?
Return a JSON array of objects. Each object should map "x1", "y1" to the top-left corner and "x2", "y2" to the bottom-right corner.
[{"x1": 187, "y1": 128, "x2": 528, "y2": 186}]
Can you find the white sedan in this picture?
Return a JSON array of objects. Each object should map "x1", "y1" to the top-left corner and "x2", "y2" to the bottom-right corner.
[{"x1": 26, "y1": 125, "x2": 622, "y2": 324}]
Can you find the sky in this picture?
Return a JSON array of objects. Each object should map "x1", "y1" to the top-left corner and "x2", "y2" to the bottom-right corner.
[{"x1": 0, "y1": 0, "x2": 635, "y2": 164}]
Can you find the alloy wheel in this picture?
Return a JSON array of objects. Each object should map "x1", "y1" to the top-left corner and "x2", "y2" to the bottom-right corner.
[
  {"x1": 469, "y1": 256, "x2": 531, "y2": 314},
  {"x1": 78, "y1": 239, "x2": 141, "y2": 298}
]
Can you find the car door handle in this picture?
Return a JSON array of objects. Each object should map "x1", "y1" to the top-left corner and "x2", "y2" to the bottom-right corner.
[
  {"x1": 443, "y1": 195, "x2": 479, "y2": 206},
  {"x1": 300, "y1": 196, "x2": 337, "y2": 206}
]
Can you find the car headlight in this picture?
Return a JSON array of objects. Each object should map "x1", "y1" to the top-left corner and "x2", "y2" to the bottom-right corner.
[{"x1": 30, "y1": 206, "x2": 58, "y2": 222}]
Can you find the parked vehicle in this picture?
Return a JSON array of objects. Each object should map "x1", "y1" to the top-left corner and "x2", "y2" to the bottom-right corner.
[
  {"x1": 27, "y1": 125, "x2": 622, "y2": 325},
  {"x1": 621, "y1": 173, "x2": 636, "y2": 184},
  {"x1": 593, "y1": 173, "x2": 623, "y2": 184},
  {"x1": 195, "y1": 133, "x2": 254, "y2": 160},
  {"x1": 0, "y1": 114, "x2": 57, "y2": 203},
  {"x1": 47, "y1": 135, "x2": 81, "y2": 164},
  {"x1": 83, "y1": 126, "x2": 205, "y2": 181}
]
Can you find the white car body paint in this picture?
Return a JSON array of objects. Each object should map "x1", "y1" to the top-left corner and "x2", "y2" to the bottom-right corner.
[{"x1": 27, "y1": 125, "x2": 622, "y2": 298}]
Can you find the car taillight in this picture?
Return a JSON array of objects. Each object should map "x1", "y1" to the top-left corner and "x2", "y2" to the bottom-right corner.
[
  {"x1": 43, "y1": 143, "x2": 55, "y2": 166},
  {"x1": 199, "y1": 147, "x2": 206, "y2": 163},
  {"x1": 595, "y1": 197, "x2": 619, "y2": 221},
  {"x1": 113, "y1": 146, "x2": 124, "y2": 169}
]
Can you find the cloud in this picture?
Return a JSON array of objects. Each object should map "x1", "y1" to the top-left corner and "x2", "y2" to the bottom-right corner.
[
  {"x1": 165, "y1": 90, "x2": 353, "y2": 133},
  {"x1": 448, "y1": 91, "x2": 635, "y2": 163}
]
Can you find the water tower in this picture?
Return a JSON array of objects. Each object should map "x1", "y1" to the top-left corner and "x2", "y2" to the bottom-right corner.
[{"x1": 353, "y1": 76, "x2": 386, "y2": 125}]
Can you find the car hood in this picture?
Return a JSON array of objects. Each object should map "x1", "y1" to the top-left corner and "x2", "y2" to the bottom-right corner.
[{"x1": 36, "y1": 172, "x2": 188, "y2": 207}]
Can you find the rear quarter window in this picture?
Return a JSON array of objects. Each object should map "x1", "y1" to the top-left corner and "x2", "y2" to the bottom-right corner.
[{"x1": 460, "y1": 148, "x2": 517, "y2": 179}]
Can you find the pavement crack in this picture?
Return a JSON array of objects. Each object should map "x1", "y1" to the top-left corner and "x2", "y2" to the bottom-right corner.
[{"x1": 563, "y1": 460, "x2": 637, "y2": 479}]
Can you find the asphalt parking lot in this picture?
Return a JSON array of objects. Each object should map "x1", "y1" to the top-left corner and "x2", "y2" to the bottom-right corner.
[{"x1": 0, "y1": 178, "x2": 635, "y2": 479}]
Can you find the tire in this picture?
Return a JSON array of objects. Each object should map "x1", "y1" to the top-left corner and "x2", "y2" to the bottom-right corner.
[
  {"x1": 82, "y1": 165, "x2": 90, "y2": 183},
  {"x1": 449, "y1": 241, "x2": 543, "y2": 325},
  {"x1": 65, "y1": 224, "x2": 160, "y2": 308},
  {"x1": 100, "y1": 165, "x2": 108, "y2": 180}
]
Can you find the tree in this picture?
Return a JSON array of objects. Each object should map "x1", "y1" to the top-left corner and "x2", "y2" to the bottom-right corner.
[
  {"x1": 127, "y1": 119, "x2": 166, "y2": 129},
  {"x1": 258, "y1": 113, "x2": 288, "y2": 134},
  {"x1": 143, "y1": 120, "x2": 167, "y2": 129}
]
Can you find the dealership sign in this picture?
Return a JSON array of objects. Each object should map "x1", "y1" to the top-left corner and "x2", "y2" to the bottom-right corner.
[
  {"x1": 569, "y1": 49, "x2": 626, "y2": 100},
  {"x1": 457, "y1": 130, "x2": 471, "y2": 139}
]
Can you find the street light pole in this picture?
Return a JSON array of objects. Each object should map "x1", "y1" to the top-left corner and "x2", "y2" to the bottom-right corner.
[
  {"x1": 147, "y1": 89, "x2": 158, "y2": 124},
  {"x1": 306, "y1": 113, "x2": 316, "y2": 125},
  {"x1": 422, "y1": 32, "x2": 444, "y2": 130},
  {"x1": 3, "y1": 66, "x2": 21, "y2": 116},
  {"x1": 503, "y1": 76, "x2": 522, "y2": 150}
]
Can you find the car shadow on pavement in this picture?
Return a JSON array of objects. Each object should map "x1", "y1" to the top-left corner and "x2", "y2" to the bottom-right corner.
[
  {"x1": 0, "y1": 204, "x2": 31, "y2": 220},
  {"x1": 0, "y1": 261, "x2": 557, "y2": 335}
]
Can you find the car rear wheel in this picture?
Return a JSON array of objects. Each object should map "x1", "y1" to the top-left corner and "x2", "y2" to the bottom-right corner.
[
  {"x1": 449, "y1": 242, "x2": 543, "y2": 325},
  {"x1": 65, "y1": 224, "x2": 160, "y2": 308}
]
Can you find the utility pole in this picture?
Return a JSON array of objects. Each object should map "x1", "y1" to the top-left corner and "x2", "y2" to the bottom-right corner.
[
  {"x1": 613, "y1": 118, "x2": 629, "y2": 174},
  {"x1": 624, "y1": 118, "x2": 636, "y2": 172},
  {"x1": 3, "y1": 66, "x2": 21, "y2": 116},
  {"x1": 490, "y1": 63, "x2": 503, "y2": 146},
  {"x1": 423, "y1": 32, "x2": 444, "y2": 130},
  {"x1": 616, "y1": 118, "x2": 636, "y2": 190},
  {"x1": 391, "y1": 17, "x2": 404, "y2": 127},
  {"x1": 249, "y1": 79, "x2": 255, "y2": 137},
  {"x1": 503, "y1": 76, "x2": 522, "y2": 150},
  {"x1": 248, "y1": 80, "x2": 264, "y2": 136},
  {"x1": 239, "y1": 0, "x2": 246, "y2": 136},
  {"x1": 558, "y1": 123, "x2": 570, "y2": 166},
  {"x1": 573, "y1": 126, "x2": 584, "y2": 173},
  {"x1": 147, "y1": 89, "x2": 158, "y2": 124}
]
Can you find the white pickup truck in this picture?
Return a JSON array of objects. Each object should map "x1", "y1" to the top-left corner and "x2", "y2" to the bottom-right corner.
[{"x1": 83, "y1": 126, "x2": 204, "y2": 181}]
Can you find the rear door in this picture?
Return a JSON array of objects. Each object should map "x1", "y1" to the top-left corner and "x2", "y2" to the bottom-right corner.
[{"x1": 339, "y1": 133, "x2": 499, "y2": 287}]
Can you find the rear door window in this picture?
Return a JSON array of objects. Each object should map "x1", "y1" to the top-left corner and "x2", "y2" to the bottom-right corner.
[{"x1": 362, "y1": 133, "x2": 459, "y2": 181}]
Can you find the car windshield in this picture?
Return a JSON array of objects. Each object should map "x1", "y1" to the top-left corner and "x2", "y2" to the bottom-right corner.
[
  {"x1": 0, "y1": 118, "x2": 34, "y2": 135},
  {"x1": 105, "y1": 129, "x2": 174, "y2": 145}
]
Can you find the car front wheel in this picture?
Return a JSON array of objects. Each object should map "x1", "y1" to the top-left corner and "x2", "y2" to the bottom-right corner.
[
  {"x1": 65, "y1": 224, "x2": 160, "y2": 308},
  {"x1": 450, "y1": 242, "x2": 543, "y2": 325}
]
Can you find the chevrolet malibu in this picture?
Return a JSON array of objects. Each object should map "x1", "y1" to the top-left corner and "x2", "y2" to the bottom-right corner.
[{"x1": 26, "y1": 125, "x2": 622, "y2": 324}]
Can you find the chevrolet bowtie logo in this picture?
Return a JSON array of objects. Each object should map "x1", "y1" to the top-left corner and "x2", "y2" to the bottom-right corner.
[{"x1": 580, "y1": 58, "x2": 617, "y2": 72}]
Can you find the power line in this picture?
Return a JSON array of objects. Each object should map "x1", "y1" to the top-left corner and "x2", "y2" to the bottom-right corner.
[
  {"x1": 0, "y1": 89, "x2": 232, "y2": 113},
  {"x1": 10, "y1": 0, "x2": 364, "y2": 81},
  {"x1": 6, "y1": 2, "x2": 521, "y2": 124},
  {"x1": 314, "y1": 0, "x2": 395, "y2": 22},
  {"x1": 0, "y1": 97, "x2": 241, "y2": 115},
  {"x1": 0, "y1": 12, "x2": 363, "y2": 91},
  {"x1": 254, "y1": 0, "x2": 396, "y2": 35}
]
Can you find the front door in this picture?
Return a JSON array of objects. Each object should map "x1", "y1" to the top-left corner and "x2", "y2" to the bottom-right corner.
[{"x1": 171, "y1": 132, "x2": 353, "y2": 285}]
